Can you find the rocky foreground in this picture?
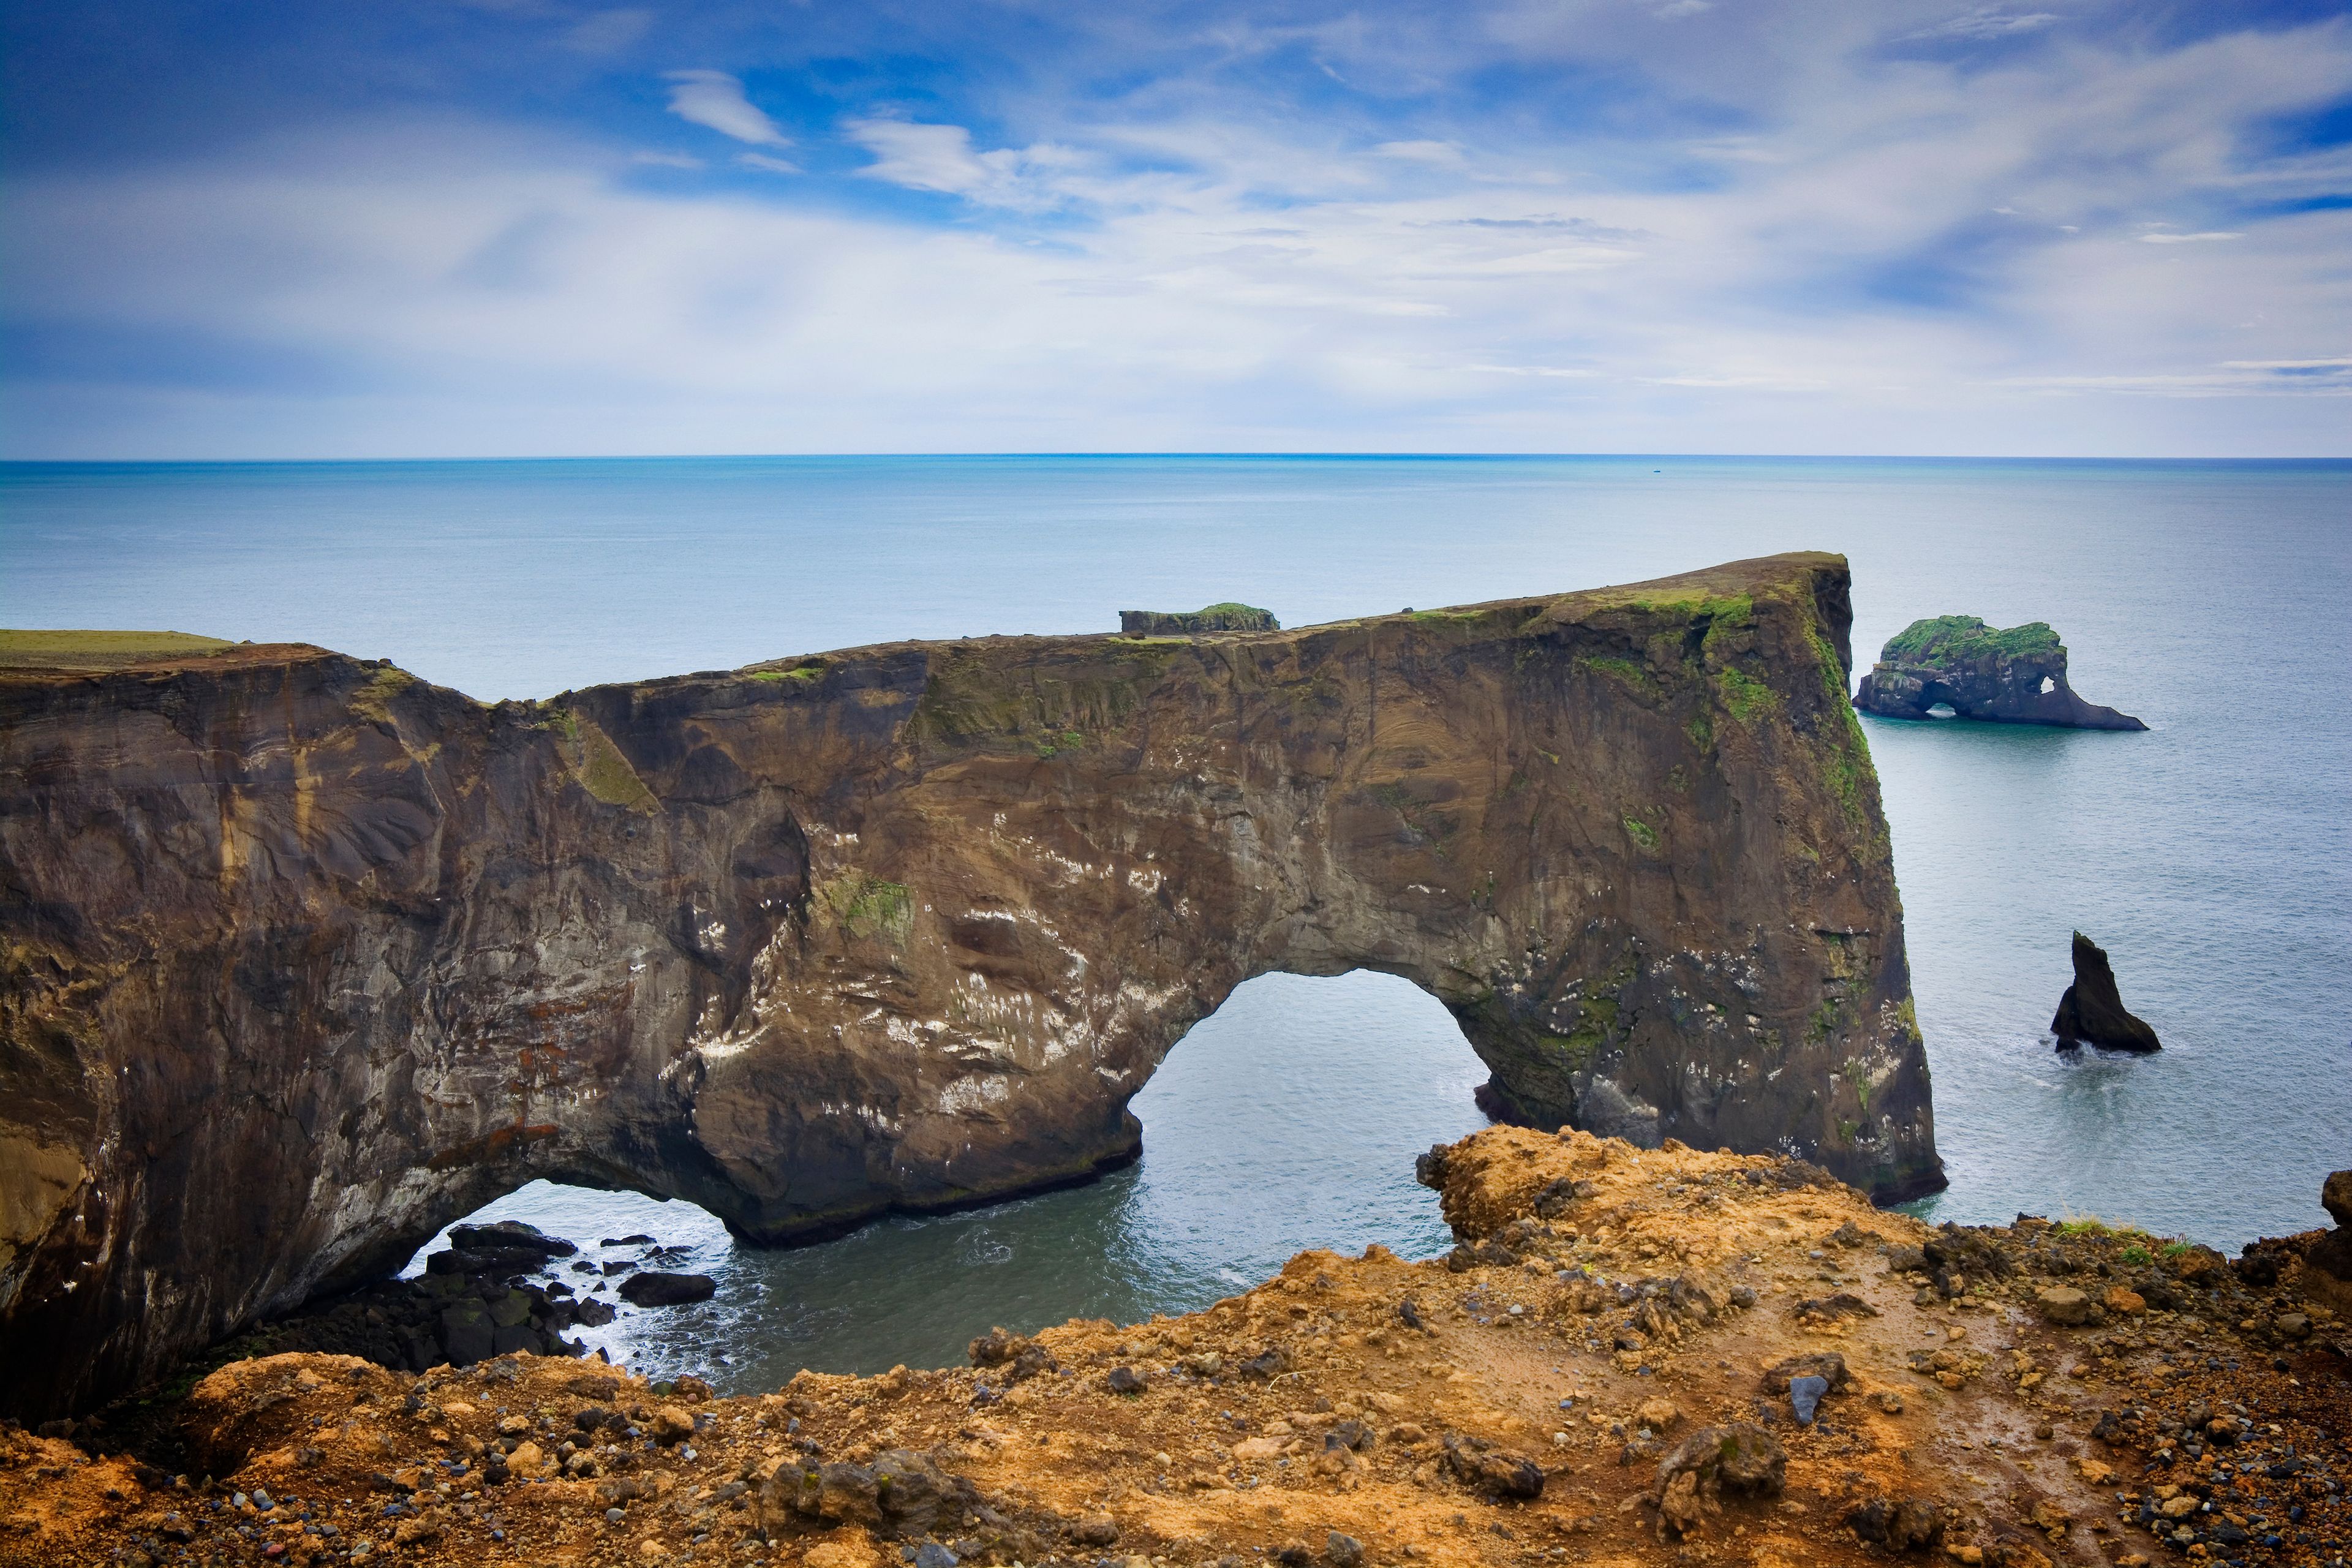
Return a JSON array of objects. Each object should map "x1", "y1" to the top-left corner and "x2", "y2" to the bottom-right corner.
[{"x1": 4, "y1": 1128, "x2": 2345, "y2": 1568}]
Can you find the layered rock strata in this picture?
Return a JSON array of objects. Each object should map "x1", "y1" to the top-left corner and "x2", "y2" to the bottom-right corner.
[
  {"x1": 0, "y1": 552, "x2": 1939, "y2": 1419},
  {"x1": 1853, "y1": 615, "x2": 2146, "y2": 729}
]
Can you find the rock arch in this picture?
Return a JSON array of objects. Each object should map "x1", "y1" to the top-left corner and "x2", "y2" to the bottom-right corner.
[{"x1": 0, "y1": 551, "x2": 1941, "y2": 1416}]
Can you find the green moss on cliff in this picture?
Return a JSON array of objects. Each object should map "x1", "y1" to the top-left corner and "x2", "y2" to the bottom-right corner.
[
  {"x1": 575, "y1": 722, "x2": 659, "y2": 812},
  {"x1": 1882, "y1": 614, "x2": 2060, "y2": 664},
  {"x1": 349, "y1": 667, "x2": 415, "y2": 723},
  {"x1": 1622, "y1": 813, "x2": 1661, "y2": 851},
  {"x1": 1577, "y1": 654, "x2": 1655, "y2": 696},
  {"x1": 1715, "y1": 666, "x2": 1778, "y2": 725},
  {"x1": 749, "y1": 660, "x2": 826, "y2": 684},
  {"x1": 821, "y1": 873, "x2": 914, "y2": 943}
]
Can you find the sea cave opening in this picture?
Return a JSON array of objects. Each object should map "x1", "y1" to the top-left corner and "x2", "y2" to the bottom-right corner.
[{"x1": 401, "y1": 970, "x2": 1490, "y2": 1390}]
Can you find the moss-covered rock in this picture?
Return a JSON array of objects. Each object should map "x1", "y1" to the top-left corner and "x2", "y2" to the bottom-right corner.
[
  {"x1": 1854, "y1": 614, "x2": 2144, "y2": 730},
  {"x1": 1118, "y1": 601, "x2": 1279, "y2": 635}
]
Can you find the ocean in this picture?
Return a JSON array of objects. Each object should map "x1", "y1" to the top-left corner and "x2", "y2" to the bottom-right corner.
[{"x1": 4, "y1": 454, "x2": 2346, "y2": 1389}]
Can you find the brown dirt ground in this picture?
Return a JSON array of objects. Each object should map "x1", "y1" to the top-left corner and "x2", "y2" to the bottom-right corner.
[{"x1": 4, "y1": 1127, "x2": 2345, "y2": 1568}]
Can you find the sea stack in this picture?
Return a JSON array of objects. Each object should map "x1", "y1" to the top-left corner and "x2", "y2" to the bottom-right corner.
[
  {"x1": 1854, "y1": 615, "x2": 2145, "y2": 729},
  {"x1": 2050, "y1": 931, "x2": 2161, "y2": 1052}
]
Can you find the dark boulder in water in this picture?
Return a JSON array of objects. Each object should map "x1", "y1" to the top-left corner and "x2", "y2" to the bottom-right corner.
[
  {"x1": 617, "y1": 1271, "x2": 717, "y2": 1306},
  {"x1": 2051, "y1": 932, "x2": 2160, "y2": 1052},
  {"x1": 449, "y1": 1220, "x2": 576, "y2": 1259},
  {"x1": 1853, "y1": 615, "x2": 2144, "y2": 730}
]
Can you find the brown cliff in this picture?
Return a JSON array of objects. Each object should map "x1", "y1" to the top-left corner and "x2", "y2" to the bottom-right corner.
[{"x1": 0, "y1": 551, "x2": 1940, "y2": 1418}]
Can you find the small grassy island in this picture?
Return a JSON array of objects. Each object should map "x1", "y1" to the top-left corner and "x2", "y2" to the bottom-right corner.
[{"x1": 1854, "y1": 614, "x2": 2146, "y2": 731}]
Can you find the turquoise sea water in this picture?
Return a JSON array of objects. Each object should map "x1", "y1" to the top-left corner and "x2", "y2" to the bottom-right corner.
[{"x1": 4, "y1": 455, "x2": 2347, "y2": 1390}]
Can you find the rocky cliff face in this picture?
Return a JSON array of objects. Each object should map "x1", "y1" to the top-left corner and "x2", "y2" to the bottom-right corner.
[
  {"x1": 0, "y1": 551, "x2": 1939, "y2": 1417},
  {"x1": 1853, "y1": 615, "x2": 2146, "y2": 729}
]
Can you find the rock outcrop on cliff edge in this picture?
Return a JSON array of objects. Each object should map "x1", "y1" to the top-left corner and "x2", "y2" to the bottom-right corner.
[
  {"x1": 1853, "y1": 614, "x2": 2146, "y2": 729},
  {"x1": 0, "y1": 552, "x2": 1940, "y2": 1417}
]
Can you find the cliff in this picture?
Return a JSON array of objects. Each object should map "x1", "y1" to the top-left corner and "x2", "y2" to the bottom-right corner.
[
  {"x1": 0, "y1": 552, "x2": 1939, "y2": 1419},
  {"x1": 1853, "y1": 616, "x2": 2145, "y2": 730},
  {"x1": 8, "y1": 1130, "x2": 2345, "y2": 1568}
]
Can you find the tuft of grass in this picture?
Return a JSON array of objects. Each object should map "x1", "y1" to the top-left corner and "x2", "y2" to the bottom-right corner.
[{"x1": 1622, "y1": 813, "x2": 1660, "y2": 851}]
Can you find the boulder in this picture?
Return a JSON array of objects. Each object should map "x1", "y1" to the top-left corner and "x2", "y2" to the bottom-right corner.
[
  {"x1": 1118, "y1": 602, "x2": 1278, "y2": 635},
  {"x1": 1439, "y1": 1433, "x2": 1545, "y2": 1499},
  {"x1": 1653, "y1": 1422, "x2": 1786, "y2": 1531},
  {"x1": 2324, "y1": 1170, "x2": 2352, "y2": 1229},
  {"x1": 2035, "y1": 1286, "x2": 2092, "y2": 1326},
  {"x1": 447, "y1": 1221, "x2": 576, "y2": 1259},
  {"x1": 616, "y1": 1272, "x2": 717, "y2": 1307},
  {"x1": 1853, "y1": 615, "x2": 2144, "y2": 730},
  {"x1": 2050, "y1": 932, "x2": 2160, "y2": 1052},
  {"x1": 439, "y1": 1300, "x2": 495, "y2": 1366}
]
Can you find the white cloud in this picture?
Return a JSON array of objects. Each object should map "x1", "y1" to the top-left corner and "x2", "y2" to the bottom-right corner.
[
  {"x1": 1374, "y1": 140, "x2": 1464, "y2": 164},
  {"x1": 663, "y1": 71, "x2": 790, "y2": 148},
  {"x1": 9, "y1": 9, "x2": 2352, "y2": 458},
  {"x1": 844, "y1": 119, "x2": 1080, "y2": 210},
  {"x1": 1911, "y1": 8, "x2": 2060, "y2": 42},
  {"x1": 2138, "y1": 230, "x2": 2243, "y2": 244},
  {"x1": 631, "y1": 151, "x2": 704, "y2": 170},
  {"x1": 736, "y1": 152, "x2": 801, "y2": 175}
]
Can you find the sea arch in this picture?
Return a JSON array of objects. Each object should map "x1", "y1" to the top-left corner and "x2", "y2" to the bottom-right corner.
[{"x1": 0, "y1": 551, "x2": 1940, "y2": 1415}]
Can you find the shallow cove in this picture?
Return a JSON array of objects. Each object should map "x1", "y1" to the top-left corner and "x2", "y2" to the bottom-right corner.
[{"x1": 402, "y1": 971, "x2": 1490, "y2": 1390}]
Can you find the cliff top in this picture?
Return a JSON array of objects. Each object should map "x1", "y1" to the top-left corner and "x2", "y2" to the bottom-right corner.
[
  {"x1": 2, "y1": 552, "x2": 1850, "y2": 696},
  {"x1": 0, "y1": 628, "x2": 238, "y2": 671}
]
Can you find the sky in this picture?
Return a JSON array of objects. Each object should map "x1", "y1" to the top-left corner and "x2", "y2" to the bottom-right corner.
[{"x1": 3, "y1": 0, "x2": 2350, "y2": 458}]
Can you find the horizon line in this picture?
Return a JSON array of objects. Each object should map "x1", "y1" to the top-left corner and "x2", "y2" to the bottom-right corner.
[{"x1": 6, "y1": 451, "x2": 2351, "y2": 467}]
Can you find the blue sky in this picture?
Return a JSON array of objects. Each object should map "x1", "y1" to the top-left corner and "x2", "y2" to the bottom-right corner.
[{"x1": 4, "y1": 0, "x2": 2349, "y2": 457}]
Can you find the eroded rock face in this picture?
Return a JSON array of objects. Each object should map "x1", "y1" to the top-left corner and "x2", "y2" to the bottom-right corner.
[
  {"x1": 1853, "y1": 615, "x2": 2146, "y2": 730},
  {"x1": 0, "y1": 551, "x2": 1939, "y2": 1417}
]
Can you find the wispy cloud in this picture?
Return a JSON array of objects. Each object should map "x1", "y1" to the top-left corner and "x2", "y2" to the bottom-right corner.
[
  {"x1": 1910, "y1": 8, "x2": 2062, "y2": 42},
  {"x1": 1375, "y1": 140, "x2": 1464, "y2": 165},
  {"x1": 845, "y1": 119, "x2": 1079, "y2": 210},
  {"x1": 2138, "y1": 230, "x2": 2243, "y2": 244},
  {"x1": 663, "y1": 71, "x2": 790, "y2": 148}
]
